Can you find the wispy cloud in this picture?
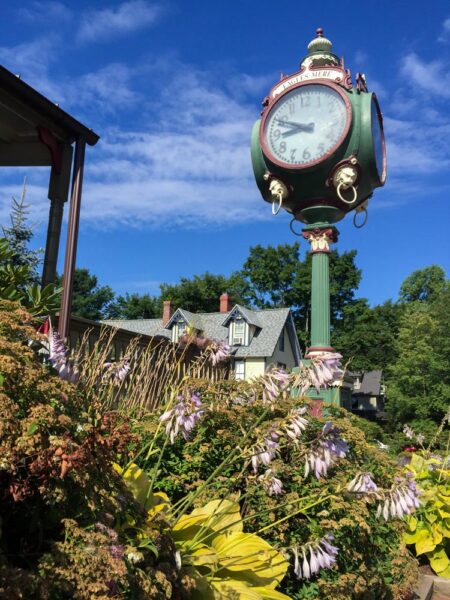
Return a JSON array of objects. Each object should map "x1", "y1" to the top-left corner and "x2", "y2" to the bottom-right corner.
[
  {"x1": 438, "y1": 17, "x2": 450, "y2": 43},
  {"x1": 17, "y1": 1, "x2": 72, "y2": 22},
  {"x1": 77, "y1": 1, "x2": 163, "y2": 43},
  {"x1": 401, "y1": 52, "x2": 450, "y2": 98},
  {"x1": 0, "y1": 36, "x2": 63, "y2": 101}
]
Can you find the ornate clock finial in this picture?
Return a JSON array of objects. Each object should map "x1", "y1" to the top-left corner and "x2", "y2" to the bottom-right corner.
[{"x1": 307, "y1": 27, "x2": 333, "y2": 54}]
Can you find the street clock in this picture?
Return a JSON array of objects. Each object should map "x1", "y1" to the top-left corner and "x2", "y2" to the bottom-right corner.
[{"x1": 251, "y1": 28, "x2": 386, "y2": 226}]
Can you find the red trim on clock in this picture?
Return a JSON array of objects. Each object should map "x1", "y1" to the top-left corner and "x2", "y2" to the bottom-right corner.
[{"x1": 260, "y1": 80, "x2": 353, "y2": 171}]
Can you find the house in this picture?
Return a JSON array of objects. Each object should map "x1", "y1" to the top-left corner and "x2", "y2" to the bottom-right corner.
[
  {"x1": 104, "y1": 294, "x2": 302, "y2": 380},
  {"x1": 349, "y1": 370, "x2": 387, "y2": 421}
]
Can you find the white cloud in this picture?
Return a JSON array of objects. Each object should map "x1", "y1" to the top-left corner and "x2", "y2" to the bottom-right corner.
[
  {"x1": 401, "y1": 52, "x2": 450, "y2": 98},
  {"x1": 438, "y1": 17, "x2": 450, "y2": 42},
  {"x1": 17, "y1": 2, "x2": 72, "y2": 22},
  {"x1": 68, "y1": 63, "x2": 141, "y2": 112},
  {"x1": 0, "y1": 36, "x2": 63, "y2": 101},
  {"x1": 77, "y1": 1, "x2": 162, "y2": 43}
]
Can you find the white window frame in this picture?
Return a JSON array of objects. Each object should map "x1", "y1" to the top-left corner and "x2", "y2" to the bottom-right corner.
[
  {"x1": 230, "y1": 317, "x2": 247, "y2": 346},
  {"x1": 172, "y1": 320, "x2": 186, "y2": 343},
  {"x1": 234, "y1": 359, "x2": 245, "y2": 380}
]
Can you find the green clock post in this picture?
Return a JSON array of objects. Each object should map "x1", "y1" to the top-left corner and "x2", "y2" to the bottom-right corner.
[{"x1": 251, "y1": 28, "x2": 387, "y2": 404}]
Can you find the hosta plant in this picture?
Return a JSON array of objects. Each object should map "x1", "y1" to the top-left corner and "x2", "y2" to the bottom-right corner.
[{"x1": 404, "y1": 452, "x2": 450, "y2": 578}]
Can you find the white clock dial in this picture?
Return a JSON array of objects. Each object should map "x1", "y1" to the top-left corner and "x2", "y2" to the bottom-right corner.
[{"x1": 263, "y1": 84, "x2": 350, "y2": 167}]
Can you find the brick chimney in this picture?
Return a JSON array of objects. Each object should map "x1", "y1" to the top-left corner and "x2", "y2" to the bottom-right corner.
[
  {"x1": 163, "y1": 300, "x2": 173, "y2": 326},
  {"x1": 220, "y1": 293, "x2": 232, "y2": 313}
]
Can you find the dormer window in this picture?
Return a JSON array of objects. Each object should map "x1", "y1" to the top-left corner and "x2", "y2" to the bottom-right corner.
[
  {"x1": 172, "y1": 319, "x2": 187, "y2": 343},
  {"x1": 230, "y1": 317, "x2": 247, "y2": 346}
]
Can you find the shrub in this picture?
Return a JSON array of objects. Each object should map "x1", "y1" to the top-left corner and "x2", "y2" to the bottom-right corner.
[
  {"x1": 0, "y1": 301, "x2": 181, "y2": 598},
  {"x1": 135, "y1": 381, "x2": 418, "y2": 599}
]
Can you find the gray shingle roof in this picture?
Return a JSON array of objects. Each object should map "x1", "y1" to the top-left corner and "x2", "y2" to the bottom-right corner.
[
  {"x1": 103, "y1": 305, "x2": 301, "y2": 362},
  {"x1": 352, "y1": 370, "x2": 383, "y2": 395}
]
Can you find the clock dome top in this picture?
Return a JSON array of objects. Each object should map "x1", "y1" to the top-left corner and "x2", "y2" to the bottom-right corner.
[{"x1": 301, "y1": 28, "x2": 340, "y2": 68}]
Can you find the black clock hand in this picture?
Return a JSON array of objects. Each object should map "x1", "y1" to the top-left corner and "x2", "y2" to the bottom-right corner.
[{"x1": 281, "y1": 123, "x2": 315, "y2": 137}]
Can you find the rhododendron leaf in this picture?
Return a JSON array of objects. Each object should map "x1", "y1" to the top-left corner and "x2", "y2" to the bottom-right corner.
[
  {"x1": 427, "y1": 548, "x2": 450, "y2": 574},
  {"x1": 212, "y1": 532, "x2": 288, "y2": 585}
]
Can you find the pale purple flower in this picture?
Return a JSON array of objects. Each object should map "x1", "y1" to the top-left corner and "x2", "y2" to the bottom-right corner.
[
  {"x1": 258, "y1": 469, "x2": 283, "y2": 496},
  {"x1": 103, "y1": 357, "x2": 131, "y2": 384},
  {"x1": 292, "y1": 534, "x2": 338, "y2": 580},
  {"x1": 48, "y1": 327, "x2": 78, "y2": 383},
  {"x1": 347, "y1": 472, "x2": 378, "y2": 494},
  {"x1": 95, "y1": 522, "x2": 118, "y2": 542},
  {"x1": 284, "y1": 407, "x2": 309, "y2": 440},
  {"x1": 403, "y1": 425, "x2": 414, "y2": 439},
  {"x1": 376, "y1": 474, "x2": 420, "y2": 520},
  {"x1": 305, "y1": 423, "x2": 348, "y2": 479},
  {"x1": 415, "y1": 433, "x2": 425, "y2": 445},
  {"x1": 209, "y1": 340, "x2": 231, "y2": 366},
  {"x1": 260, "y1": 368, "x2": 291, "y2": 404},
  {"x1": 295, "y1": 352, "x2": 343, "y2": 395},
  {"x1": 159, "y1": 391, "x2": 204, "y2": 443},
  {"x1": 251, "y1": 429, "x2": 280, "y2": 473}
]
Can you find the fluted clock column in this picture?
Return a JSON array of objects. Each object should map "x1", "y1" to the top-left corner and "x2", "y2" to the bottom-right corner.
[{"x1": 302, "y1": 225, "x2": 339, "y2": 355}]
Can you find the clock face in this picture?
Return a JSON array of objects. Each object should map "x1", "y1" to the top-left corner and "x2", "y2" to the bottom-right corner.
[
  {"x1": 262, "y1": 83, "x2": 351, "y2": 168},
  {"x1": 371, "y1": 95, "x2": 386, "y2": 183}
]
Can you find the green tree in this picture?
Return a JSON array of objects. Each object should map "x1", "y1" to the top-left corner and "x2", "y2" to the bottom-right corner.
[
  {"x1": 0, "y1": 237, "x2": 61, "y2": 317},
  {"x1": 57, "y1": 268, "x2": 114, "y2": 320},
  {"x1": 332, "y1": 299, "x2": 402, "y2": 370},
  {"x1": 237, "y1": 243, "x2": 361, "y2": 349},
  {"x1": 107, "y1": 292, "x2": 161, "y2": 319},
  {"x1": 399, "y1": 265, "x2": 446, "y2": 303},
  {"x1": 2, "y1": 180, "x2": 41, "y2": 281},
  {"x1": 386, "y1": 282, "x2": 450, "y2": 429},
  {"x1": 160, "y1": 273, "x2": 245, "y2": 313}
]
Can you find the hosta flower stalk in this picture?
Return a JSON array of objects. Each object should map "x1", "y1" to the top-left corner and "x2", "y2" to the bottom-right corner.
[
  {"x1": 292, "y1": 534, "x2": 338, "y2": 580},
  {"x1": 159, "y1": 391, "x2": 204, "y2": 443}
]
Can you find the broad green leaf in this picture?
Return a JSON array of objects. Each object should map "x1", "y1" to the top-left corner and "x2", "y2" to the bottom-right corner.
[
  {"x1": 211, "y1": 578, "x2": 262, "y2": 600},
  {"x1": 415, "y1": 529, "x2": 437, "y2": 556},
  {"x1": 212, "y1": 532, "x2": 288, "y2": 585},
  {"x1": 191, "y1": 546, "x2": 218, "y2": 568},
  {"x1": 113, "y1": 462, "x2": 152, "y2": 508},
  {"x1": 407, "y1": 516, "x2": 417, "y2": 532},
  {"x1": 427, "y1": 548, "x2": 450, "y2": 574},
  {"x1": 27, "y1": 422, "x2": 38, "y2": 436},
  {"x1": 438, "y1": 564, "x2": 450, "y2": 579},
  {"x1": 253, "y1": 587, "x2": 291, "y2": 600}
]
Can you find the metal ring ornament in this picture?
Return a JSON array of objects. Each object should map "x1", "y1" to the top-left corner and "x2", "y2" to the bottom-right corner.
[
  {"x1": 353, "y1": 207, "x2": 368, "y2": 228},
  {"x1": 271, "y1": 193, "x2": 283, "y2": 216},
  {"x1": 289, "y1": 218, "x2": 303, "y2": 236},
  {"x1": 337, "y1": 182, "x2": 358, "y2": 205}
]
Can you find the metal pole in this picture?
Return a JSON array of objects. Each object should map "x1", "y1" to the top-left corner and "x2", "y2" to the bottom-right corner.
[
  {"x1": 58, "y1": 138, "x2": 86, "y2": 340},
  {"x1": 42, "y1": 198, "x2": 64, "y2": 287},
  {"x1": 302, "y1": 224, "x2": 338, "y2": 355}
]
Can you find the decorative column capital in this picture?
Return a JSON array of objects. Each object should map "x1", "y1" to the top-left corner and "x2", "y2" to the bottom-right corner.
[{"x1": 302, "y1": 226, "x2": 339, "y2": 253}]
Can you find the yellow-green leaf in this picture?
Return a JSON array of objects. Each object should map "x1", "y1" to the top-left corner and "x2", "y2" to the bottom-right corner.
[
  {"x1": 415, "y1": 530, "x2": 437, "y2": 556},
  {"x1": 113, "y1": 463, "x2": 152, "y2": 508},
  {"x1": 211, "y1": 578, "x2": 262, "y2": 599},
  {"x1": 191, "y1": 546, "x2": 218, "y2": 568},
  {"x1": 427, "y1": 548, "x2": 450, "y2": 574},
  {"x1": 438, "y1": 564, "x2": 450, "y2": 579},
  {"x1": 252, "y1": 586, "x2": 291, "y2": 599},
  {"x1": 407, "y1": 516, "x2": 417, "y2": 532},
  {"x1": 212, "y1": 532, "x2": 288, "y2": 585},
  {"x1": 173, "y1": 499, "x2": 243, "y2": 541}
]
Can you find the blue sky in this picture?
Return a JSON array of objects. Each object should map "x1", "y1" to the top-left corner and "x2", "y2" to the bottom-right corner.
[{"x1": 0, "y1": 0, "x2": 449, "y2": 306}]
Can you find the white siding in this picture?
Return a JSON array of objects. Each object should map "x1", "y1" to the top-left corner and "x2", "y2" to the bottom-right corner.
[{"x1": 268, "y1": 326, "x2": 297, "y2": 371}]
